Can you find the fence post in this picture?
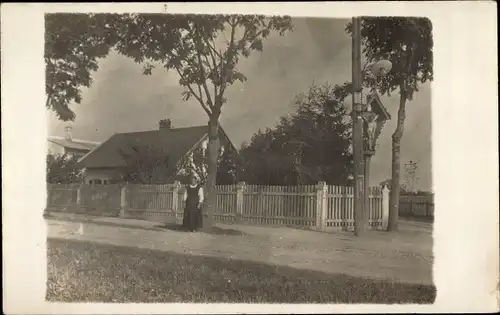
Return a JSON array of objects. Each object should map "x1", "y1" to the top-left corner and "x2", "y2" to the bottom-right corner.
[
  {"x1": 316, "y1": 181, "x2": 327, "y2": 231},
  {"x1": 76, "y1": 184, "x2": 82, "y2": 206},
  {"x1": 120, "y1": 183, "x2": 128, "y2": 218},
  {"x1": 236, "y1": 181, "x2": 246, "y2": 223},
  {"x1": 74, "y1": 184, "x2": 82, "y2": 214},
  {"x1": 172, "y1": 181, "x2": 182, "y2": 224},
  {"x1": 381, "y1": 185, "x2": 390, "y2": 230}
]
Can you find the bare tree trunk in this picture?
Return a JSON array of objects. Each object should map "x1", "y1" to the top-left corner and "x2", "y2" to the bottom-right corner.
[
  {"x1": 387, "y1": 90, "x2": 407, "y2": 231},
  {"x1": 201, "y1": 114, "x2": 220, "y2": 231}
]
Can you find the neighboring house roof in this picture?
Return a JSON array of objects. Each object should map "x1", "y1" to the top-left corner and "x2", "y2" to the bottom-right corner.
[
  {"x1": 48, "y1": 136, "x2": 101, "y2": 151},
  {"x1": 79, "y1": 125, "x2": 238, "y2": 169}
]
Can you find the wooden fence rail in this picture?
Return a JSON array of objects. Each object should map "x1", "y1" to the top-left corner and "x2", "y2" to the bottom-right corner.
[{"x1": 46, "y1": 181, "x2": 390, "y2": 231}]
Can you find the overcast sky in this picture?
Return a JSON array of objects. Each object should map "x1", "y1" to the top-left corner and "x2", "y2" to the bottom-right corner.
[{"x1": 47, "y1": 17, "x2": 432, "y2": 191}]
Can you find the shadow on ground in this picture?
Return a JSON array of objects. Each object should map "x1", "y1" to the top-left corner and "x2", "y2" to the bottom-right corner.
[
  {"x1": 156, "y1": 223, "x2": 245, "y2": 236},
  {"x1": 47, "y1": 238, "x2": 436, "y2": 304}
]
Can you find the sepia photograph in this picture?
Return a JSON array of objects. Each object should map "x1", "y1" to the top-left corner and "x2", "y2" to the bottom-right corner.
[
  {"x1": 2, "y1": 2, "x2": 498, "y2": 313},
  {"x1": 44, "y1": 12, "x2": 436, "y2": 304}
]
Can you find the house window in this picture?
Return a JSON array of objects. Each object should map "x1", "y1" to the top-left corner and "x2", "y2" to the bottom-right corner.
[{"x1": 89, "y1": 179, "x2": 110, "y2": 185}]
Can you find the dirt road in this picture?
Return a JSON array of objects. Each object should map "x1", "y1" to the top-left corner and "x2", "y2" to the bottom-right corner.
[{"x1": 46, "y1": 216, "x2": 433, "y2": 285}]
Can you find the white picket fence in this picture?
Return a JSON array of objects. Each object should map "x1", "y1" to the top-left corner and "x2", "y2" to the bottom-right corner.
[{"x1": 46, "y1": 182, "x2": 390, "y2": 231}]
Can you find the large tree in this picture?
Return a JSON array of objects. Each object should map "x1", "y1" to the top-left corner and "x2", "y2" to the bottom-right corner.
[
  {"x1": 114, "y1": 14, "x2": 293, "y2": 229},
  {"x1": 346, "y1": 17, "x2": 433, "y2": 231},
  {"x1": 240, "y1": 83, "x2": 353, "y2": 186},
  {"x1": 44, "y1": 13, "x2": 129, "y2": 121}
]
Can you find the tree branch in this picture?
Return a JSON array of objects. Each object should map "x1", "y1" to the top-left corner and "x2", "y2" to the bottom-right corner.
[
  {"x1": 174, "y1": 66, "x2": 212, "y2": 116},
  {"x1": 195, "y1": 51, "x2": 215, "y2": 110},
  {"x1": 203, "y1": 36, "x2": 223, "y2": 60},
  {"x1": 193, "y1": 31, "x2": 215, "y2": 110},
  {"x1": 201, "y1": 52, "x2": 219, "y2": 100},
  {"x1": 218, "y1": 22, "x2": 238, "y2": 102},
  {"x1": 196, "y1": 82, "x2": 204, "y2": 105},
  {"x1": 245, "y1": 29, "x2": 263, "y2": 45},
  {"x1": 202, "y1": 36, "x2": 221, "y2": 98},
  {"x1": 169, "y1": 43, "x2": 209, "y2": 107},
  {"x1": 401, "y1": 43, "x2": 417, "y2": 96}
]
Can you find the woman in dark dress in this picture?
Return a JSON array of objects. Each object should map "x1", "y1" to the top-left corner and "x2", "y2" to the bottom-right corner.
[{"x1": 182, "y1": 175, "x2": 204, "y2": 231}]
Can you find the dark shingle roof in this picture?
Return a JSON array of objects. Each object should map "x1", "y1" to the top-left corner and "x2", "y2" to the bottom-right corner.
[{"x1": 80, "y1": 126, "x2": 208, "y2": 168}]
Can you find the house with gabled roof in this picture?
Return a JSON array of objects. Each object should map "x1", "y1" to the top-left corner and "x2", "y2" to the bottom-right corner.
[
  {"x1": 78, "y1": 119, "x2": 239, "y2": 185},
  {"x1": 48, "y1": 126, "x2": 101, "y2": 159}
]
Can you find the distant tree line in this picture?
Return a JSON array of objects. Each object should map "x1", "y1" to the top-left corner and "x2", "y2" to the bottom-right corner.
[
  {"x1": 237, "y1": 83, "x2": 354, "y2": 186},
  {"x1": 380, "y1": 160, "x2": 433, "y2": 196}
]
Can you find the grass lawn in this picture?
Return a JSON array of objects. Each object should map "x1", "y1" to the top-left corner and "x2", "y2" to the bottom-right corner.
[{"x1": 47, "y1": 238, "x2": 436, "y2": 303}]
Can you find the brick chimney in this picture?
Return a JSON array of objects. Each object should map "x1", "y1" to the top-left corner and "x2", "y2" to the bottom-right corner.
[
  {"x1": 64, "y1": 125, "x2": 73, "y2": 141},
  {"x1": 159, "y1": 119, "x2": 172, "y2": 131}
]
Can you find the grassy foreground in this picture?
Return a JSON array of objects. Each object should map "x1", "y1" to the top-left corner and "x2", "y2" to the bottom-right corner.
[{"x1": 47, "y1": 238, "x2": 435, "y2": 303}]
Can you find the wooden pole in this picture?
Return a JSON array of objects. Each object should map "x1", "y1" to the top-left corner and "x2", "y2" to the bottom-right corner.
[
  {"x1": 119, "y1": 183, "x2": 128, "y2": 218},
  {"x1": 352, "y1": 17, "x2": 366, "y2": 237},
  {"x1": 364, "y1": 154, "x2": 371, "y2": 228},
  {"x1": 381, "y1": 185, "x2": 390, "y2": 230}
]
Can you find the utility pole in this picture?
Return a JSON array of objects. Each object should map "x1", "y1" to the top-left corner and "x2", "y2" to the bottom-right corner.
[
  {"x1": 351, "y1": 17, "x2": 366, "y2": 236},
  {"x1": 364, "y1": 154, "x2": 371, "y2": 225}
]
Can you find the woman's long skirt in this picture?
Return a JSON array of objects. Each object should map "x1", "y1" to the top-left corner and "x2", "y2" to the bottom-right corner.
[
  {"x1": 183, "y1": 203, "x2": 200, "y2": 231},
  {"x1": 194, "y1": 206, "x2": 203, "y2": 230}
]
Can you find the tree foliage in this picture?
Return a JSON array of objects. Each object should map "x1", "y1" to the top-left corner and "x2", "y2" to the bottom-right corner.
[
  {"x1": 115, "y1": 14, "x2": 293, "y2": 117},
  {"x1": 346, "y1": 17, "x2": 433, "y2": 231},
  {"x1": 347, "y1": 17, "x2": 433, "y2": 99},
  {"x1": 46, "y1": 13, "x2": 293, "y2": 228},
  {"x1": 45, "y1": 13, "x2": 128, "y2": 121},
  {"x1": 46, "y1": 153, "x2": 84, "y2": 184},
  {"x1": 119, "y1": 144, "x2": 172, "y2": 184},
  {"x1": 240, "y1": 128, "x2": 298, "y2": 185},
  {"x1": 45, "y1": 13, "x2": 293, "y2": 124},
  {"x1": 176, "y1": 144, "x2": 209, "y2": 184},
  {"x1": 240, "y1": 83, "x2": 353, "y2": 185},
  {"x1": 216, "y1": 148, "x2": 239, "y2": 185}
]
